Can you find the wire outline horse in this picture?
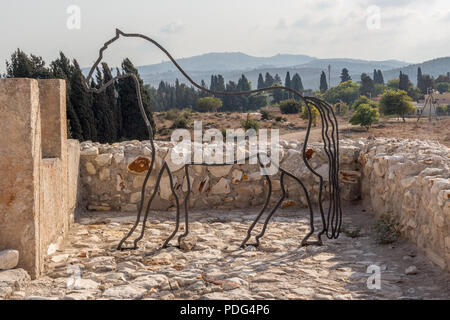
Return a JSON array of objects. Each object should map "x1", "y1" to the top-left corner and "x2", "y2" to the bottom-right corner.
[{"x1": 83, "y1": 29, "x2": 343, "y2": 251}]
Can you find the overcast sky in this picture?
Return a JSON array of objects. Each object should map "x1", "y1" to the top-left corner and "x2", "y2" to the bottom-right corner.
[{"x1": 1, "y1": 0, "x2": 450, "y2": 73}]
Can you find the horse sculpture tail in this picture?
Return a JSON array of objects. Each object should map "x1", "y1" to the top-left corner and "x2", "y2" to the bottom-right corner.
[{"x1": 306, "y1": 97, "x2": 342, "y2": 239}]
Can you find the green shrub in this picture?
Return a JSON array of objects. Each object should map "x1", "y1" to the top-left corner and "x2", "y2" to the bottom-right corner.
[
  {"x1": 349, "y1": 104, "x2": 380, "y2": 131},
  {"x1": 260, "y1": 110, "x2": 271, "y2": 120},
  {"x1": 165, "y1": 108, "x2": 180, "y2": 120},
  {"x1": 172, "y1": 117, "x2": 190, "y2": 129},
  {"x1": 352, "y1": 95, "x2": 377, "y2": 110},
  {"x1": 241, "y1": 114, "x2": 260, "y2": 131},
  {"x1": 196, "y1": 97, "x2": 223, "y2": 112},
  {"x1": 379, "y1": 89, "x2": 415, "y2": 122},
  {"x1": 180, "y1": 108, "x2": 192, "y2": 120},
  {"x1": 373, "y1": 214, "x2": 400, "y2": 244},
  {"x1": 334, "y1": 102, "x2": 349, "y2": 115},
  {"x1": 437, "y1": 105, "x2": 448, "y2": 116},
  {"x1": 300, "y1": 106, "x2": 320, "y2": 127},
  {"x1": 279, "y1": 99, "x2": 302, "y2": 114}
]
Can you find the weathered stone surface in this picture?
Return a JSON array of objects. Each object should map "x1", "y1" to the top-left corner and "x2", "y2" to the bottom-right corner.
[
  {"x1": 95, "y1": 154, "x2": 112, "y2": 167},
  {"x1": 99, "y1": 168, "x2": 110, "y2": 181},
  {"x1": 0, "y1": 268, "x2": 31, "y2": 289},
  {"x1": 85, "y1": 162, "x2": 96, "y2": 175},
  {"x1": 211, "y1": 178, "x2": 231, "y2": 195},
  {"x1": 208, "y1": 166, "x2": 232, "y2": 178},
  {"x1": 0, "y1": 250, "x2": 19, "y2": 270},
  {"x1": 1, "y1": 79, "x2": 77, "y2": 279},
  {"x1": 78, "y1": 137, "x2": 449, "y2": 273},
  {"x1": 102, "y1": 285, "x2": 147, "y2": 300},
  {"x1": 180, "y1": 236, "x2": 197, "y2": 251}
]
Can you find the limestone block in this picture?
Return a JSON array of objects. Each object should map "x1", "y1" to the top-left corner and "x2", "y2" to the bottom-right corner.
[
  {"x1": 84, "y1": 162, "x2": 96, "y2": 175},
  {"x1": 99, "y1": 168, "x2": 110, "y2": 181},
  {"x1": 211, "y1": 178, "x2": 231, "y2": 195},
  {"x1": 182, "y1": 175, "x2": 194, "y2": 192},
  {"x1": 113, "y1": 152, "x2": 125, "y2": 165},
  {"x1": 208, "y1": 166, "x2": 232, "y2": 178},
  {"x1": 165, "y1": 149, "x2": 186, "y2": 173},
  {"x1": 121, "y1": 204, "x2": 138, "y2": 212},
  {"x1": 81, "y1": 146, "x2": 99, "y2": 156},
  {"x1": 0, "y1": 250, "x2": 19, "y2": 270},
  {"x1": 160, "y1": 176, "x2": 177, "y2": 200},
  {"x1": 95, "y1": 153, "x2": 112, "y2": 167},
  {"x1": 130, "y1": 192, "x2": 142, "y2": 204}
]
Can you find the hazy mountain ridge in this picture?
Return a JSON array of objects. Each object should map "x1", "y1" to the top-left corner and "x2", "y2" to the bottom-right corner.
[
  {"x1": 136, "y1": 53, "x2": 411, "y2": 90},
  {"x1": 82, "y1": 52, "x2": 450, "y2": 90},
  {"x1": 382, "y1": 57, "x2": 450, "y2": 85}
]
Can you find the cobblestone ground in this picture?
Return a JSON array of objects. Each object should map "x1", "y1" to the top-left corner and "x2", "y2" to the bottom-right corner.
[{"x1": 11, "y1": 203, "x2": 450, "y2": 300}]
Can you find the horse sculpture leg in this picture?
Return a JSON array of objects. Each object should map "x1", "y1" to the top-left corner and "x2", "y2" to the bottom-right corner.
[
  {"x1": 253, "y1": 172, "x2": 287, "y2": 247},
  {"x1": 177, "y1": 164, "x2": 191, "y2": 246},
  {"x1": 240, "y1": 174, "x2": 272, "y2": 248},
  {"x1": 117, "y1": 166, "x2": 153, "y2": 250},
  {"x1": 161, "y1": 165, "x2": 182, "y2": 248},
  {"x1": 131, "y1": 162, "x2": 177, "y2": 249}
]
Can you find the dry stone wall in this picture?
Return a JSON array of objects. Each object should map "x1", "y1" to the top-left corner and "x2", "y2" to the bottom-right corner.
[
  {"x1": 79, "y1": 140, "x2": 362, "y2": 213},
  {"x1": 79, "y1": 138, "x2": 450, "y2": 272},
  {"x1": 359, "y1": 138, "x2": 450, "y2": 272}
]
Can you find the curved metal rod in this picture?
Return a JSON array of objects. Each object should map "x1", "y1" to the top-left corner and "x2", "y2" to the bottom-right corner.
[
  {"x1": 82, "y1": 29, "x2": 342, "y2": 250},
  {"x1": 240, "y1": 154, "x2": 273, "y2": 248}
]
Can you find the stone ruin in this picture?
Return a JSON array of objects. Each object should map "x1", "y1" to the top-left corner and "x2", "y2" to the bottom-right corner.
[
  {"x1": 0, "y1": 78, "x2": 449, "y2": 299},
  {"x1": 0, "y1": 79, "x2": 80, "y2": 278}
]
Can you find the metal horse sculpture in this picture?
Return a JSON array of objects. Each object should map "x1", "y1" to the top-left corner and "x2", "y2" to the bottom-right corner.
[{"x1": 84, "y1": 29, "x2": 343, "y2": 251}]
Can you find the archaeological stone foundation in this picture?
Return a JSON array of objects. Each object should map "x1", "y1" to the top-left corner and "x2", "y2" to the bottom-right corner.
[{"x1": 0, "y1": 78, "x2": 449, "y2": 280}]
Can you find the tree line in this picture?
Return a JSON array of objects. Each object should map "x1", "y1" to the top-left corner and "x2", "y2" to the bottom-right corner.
[{"x1": 4, "y1": 49, "x2": 155, "y2": 143}]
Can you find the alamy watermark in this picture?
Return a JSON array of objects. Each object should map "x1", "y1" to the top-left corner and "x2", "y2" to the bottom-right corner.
[
  {"x1": 67, "y1": 5, "x2": 81, "y2": 30},
  {"x1": 366, "y1": 5, "x2": 381, "y2": 30},
  {"x1": 366, "y1": 265, "x2": 381, "y2": 290},
  {"x1": 170, "y1": 121, "x2": 280, "y2": 175}
]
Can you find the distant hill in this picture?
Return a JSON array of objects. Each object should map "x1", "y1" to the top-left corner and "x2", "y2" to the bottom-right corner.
[
  {"x1": 138, "y1": 52, "x2": 315, "y2": 74},
  {"x1": 82, "y1": 52, "x2": 450, "y2": 90},
  {"x1": 382, "y1": 57, "x2": 450, "y2": 85},
  {"x1": 135, "y1": 53, "x2": 409, "y2": 90}
]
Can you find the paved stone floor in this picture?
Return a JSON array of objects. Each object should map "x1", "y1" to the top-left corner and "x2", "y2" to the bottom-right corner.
[{"x1": 9, "y1": 203, "x2": 450, "y2": 300}]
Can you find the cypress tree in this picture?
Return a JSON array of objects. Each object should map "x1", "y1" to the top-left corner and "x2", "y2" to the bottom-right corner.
[
  {"x1": 91, "y1": 68, "x2": 116, "y2": 143},
  {"x1": 373, "y1": 69, "x2": 378, "y2": 84},
  {"x1": 50, "y1": 52, "x2": 83, "y2": 140},
  {"x1": 257, "y1": 73, "x2": 265, "y2": 89},
  {"x1": 284, "y1": 71, "x2": 292, "y2": 99},
  {"x1": 101, "y1": 62, "x2": 120, "y2": 141},
  {"x1": 417, "y1": 67, "x2": 425, "y2": 93},
  {"x1": 272, "y1": 74, "x2": 283, "y2": 104},
  {"x1": 265, "y1": 72, "x2": 274, "y2": 87},
  {"x1": 340, "y1": 68, "x2": 351, "y2": 83},
  {"x1": 359, "y1": 73, "x2": 375, "y2": 97},
  {"x1": 399, "y1": 72, "x2": 410, "y2": 91},
  {"x1": 320, "y1": 71, "x2": 328, "y2": 93},
  {"x1": 70, "y1": 59, "x2": 97, "y2": 141},
  {"x1": 117, "y1": 58, "x2": 156, "y2": 140},
  {"x1": 377, "y1": 70, "x2": 384, "y2": 85},
  {"x1": 291, "y1": 73, "x2": 304, "y2": 96},
  {"x1": 237, "y1": 74, "x2": 251, "y2": 112}
]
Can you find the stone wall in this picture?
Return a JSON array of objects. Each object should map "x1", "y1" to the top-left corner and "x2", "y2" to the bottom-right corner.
[
  {"x1": 79, "y1": 140, "x2": 362, "y2": 213},
  {"x1": 79, "y1": 137, "x2": 449, "y2": 272},
  {"x1": 359, "y1": 138, "x2": 450, "y2": 272},
  {"x1": 0, "y1": 79, "x2": 80, "y2": 278}
]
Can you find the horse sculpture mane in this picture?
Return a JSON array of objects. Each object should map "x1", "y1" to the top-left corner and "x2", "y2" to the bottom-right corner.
[{"x1": 83, "y1": 29, "x2": 342, "y2": 251}]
